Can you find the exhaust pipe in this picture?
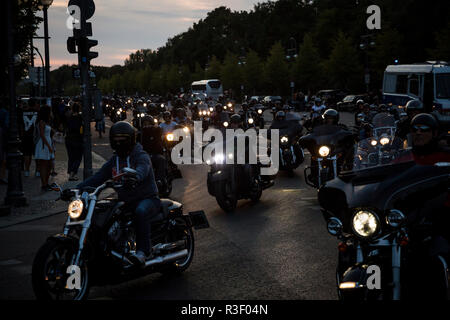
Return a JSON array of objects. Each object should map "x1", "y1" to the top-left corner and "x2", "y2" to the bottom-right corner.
[{"x1": 145, "y1": 249, "x2": 188, "y2": 268}]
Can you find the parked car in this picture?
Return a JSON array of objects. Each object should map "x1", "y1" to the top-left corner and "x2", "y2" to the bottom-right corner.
[
  {"x1": 336, "y1": 94, "x2": 369, "y2": 112},
  {"x1": 315, "y1": 89, "x2": 348, "y2": 108},
  {"x1": 263, "y1": 96, "x2": 283, "y2": 106}
]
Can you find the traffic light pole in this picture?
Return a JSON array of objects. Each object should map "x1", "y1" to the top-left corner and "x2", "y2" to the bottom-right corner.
[{"x1": 78, "y1": 1, "x2": 93, "y2": 179}]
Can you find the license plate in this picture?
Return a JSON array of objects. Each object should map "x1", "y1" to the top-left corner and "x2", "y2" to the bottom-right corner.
[{"x1": 188, "y1": 210, "x2": 209, "y2": 229}]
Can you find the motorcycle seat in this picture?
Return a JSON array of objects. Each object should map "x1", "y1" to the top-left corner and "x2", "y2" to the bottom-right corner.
[{"x1": 151, "y1": 199, "x2": 172, "y2": 222}]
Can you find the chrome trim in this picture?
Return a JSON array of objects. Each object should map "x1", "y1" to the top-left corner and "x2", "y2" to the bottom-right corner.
[
  {"x1": 144, "y1": 249, "x2": 188, "y2": 267},
  {"x1": 392, "y1": 238, "x2": 401, "y2": 300}
]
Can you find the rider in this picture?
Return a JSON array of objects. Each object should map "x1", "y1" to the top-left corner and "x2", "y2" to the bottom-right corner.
[
  {"x1": 77, "y1": 121, "x2": 160, "y2": 265},
  {"x1": 354, "y1": 99, "x2": 366, "y2": 124},
  {"x1": 174, "y1": 108, "x2": 188, "y2": 125},
  {"x1": 397, "y1": 99, "x2": 424, "y2": 143},
  {"x1": 230, "y1": 113, "x2": 243, "y2": 130},
  {"x1": 159, "y1": 111, "x2": 178, "y2": 135},
  {"x1": 140, "y1": 115, "x2": 168, "y2": 194}
]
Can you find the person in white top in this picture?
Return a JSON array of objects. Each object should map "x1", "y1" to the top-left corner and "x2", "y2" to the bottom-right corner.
[
  {"x1": 159, "y1": 111, "x2": 178, "y2": 135},
  {"x1": 34, "y1": 106, "x2": 55, "y2": 191}
]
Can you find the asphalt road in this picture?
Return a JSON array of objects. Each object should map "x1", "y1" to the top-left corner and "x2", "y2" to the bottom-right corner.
[{"x1": 0, "y1": 109, "x2": 355, "y2": 300}]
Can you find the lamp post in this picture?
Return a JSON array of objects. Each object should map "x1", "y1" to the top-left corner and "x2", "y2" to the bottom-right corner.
[
  {"x1": 40, "y1": 0, "x2": 53, "y2": 98},
  {"x1": 3, "y1": 0, "x2": 27, "y2": 209},
  {"x1": 359, "y1": 34, "x2": 376, "y2": 93}
]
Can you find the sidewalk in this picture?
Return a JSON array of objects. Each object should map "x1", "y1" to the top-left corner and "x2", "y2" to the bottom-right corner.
[{"x1": 0, "y1": 140, "x2": 106, "y2": 228}]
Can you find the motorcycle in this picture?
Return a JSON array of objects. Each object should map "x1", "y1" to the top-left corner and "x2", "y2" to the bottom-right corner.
[
  {"x1": 318, "y1": 139, "x2": 450, "y2": 300},
  {"x1": 32, "y1": 169, "x2": 209, "y2": 300},
  {"x1": 276, "y1": 113, "x2": 305, "y2": 174},
  {"x1": 300, "y1": 124, "x2": 355, "y2": 188},
  {"x1": 110, "y1": 106, "x2": 127, "y2": 123},
  {"x1": 206, "y1": 136, "x2": 274, "y2": 212},
  {"x1": 252, "y1": 104, "x2": 266, "y2": 129}
]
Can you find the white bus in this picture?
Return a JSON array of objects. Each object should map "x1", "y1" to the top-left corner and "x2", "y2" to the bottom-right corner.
[{"x1": 191, "y1": 79, "x2": 223, "y2": 99}]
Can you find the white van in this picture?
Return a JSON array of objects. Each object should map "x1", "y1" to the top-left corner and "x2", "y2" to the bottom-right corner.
[
  {"x1": 191, "y1": 79, "x2": 223, "y2": 99},
  {"x1": 382, "y1": 61, "x2": 450, "y2": 124}
]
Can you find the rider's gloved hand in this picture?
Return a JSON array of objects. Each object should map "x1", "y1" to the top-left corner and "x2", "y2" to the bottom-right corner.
[{"x1": 122, "y1": 176, "x2": 138, "y2": 189}]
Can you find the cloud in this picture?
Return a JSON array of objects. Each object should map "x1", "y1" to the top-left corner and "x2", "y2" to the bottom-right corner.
[{"x1": 36, "y1": 0, "x2": 259, "y2": 68}]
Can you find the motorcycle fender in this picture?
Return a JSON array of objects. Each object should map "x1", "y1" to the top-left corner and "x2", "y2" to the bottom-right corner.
[
  {"x1": 208, "y1": 170, "x2": 228, "y2": 183},
  {"x1": 338, "y1": 264, "x2": 369, "y2": 294}
]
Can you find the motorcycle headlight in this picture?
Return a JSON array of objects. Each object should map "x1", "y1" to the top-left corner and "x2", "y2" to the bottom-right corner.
[
  {"x1": 68, "y1": 200, "x2": 84, "y2": 219},
  {"x1": 214, "y1": 153, "x2": 224, "y2": 164},
  {"x1": 119, "y1": 108, "x2": 123, "y2": 112},
  {"x1": 198, "y1": 111, "x2": 202, "y2": 116},
  {"x1": 183, "y1": 127, "x2": 189, "y2": 133},
  {"x1": 140, "y1": 113, "x2": 145, "y2": 117},
  {"x1": 166, "y1": 133, "x2": 174, "y2": 141},
  {"x1": 370, "y1": 139, "x2": 377, "y2": 146},
  {"x1": 154, "y1": 118, "x2": 158, "y2": 123},
  {"x1": 380, "y1": 136, "x2": 390, "y2": 146},
  {"x1": 228, "y1": 103, "x2": 232, "y2": 108},
  {"x1": 223, "y1": 121, "x2": 229, "y2": 127},
  {"x1": 280, "y1": 136, "x2": 289, "y2": 144},
  {"x1": 318, "y1": 146, "x2": 330, "y2": 157},
  {"x1": 352, "y1": 210, "x2": 379, "y2": 238},
  {"x1": 258, "y1": 109, "x2": 263, "y2": 114},
  {"x1": 248, "y1": 118, "x2": 254, "y2": 124},
  {"x1": 207, "y1": 111, "x2": 211, "y2": 116},
  {"x1": 161, "y1": 104, "x2": 165, "y2": 108},
  {"x1": 209, "y1": 107, "x2": 214, "y2": 112},
  {"x1": 116, "y1": 111, "x2": 120, "y2": 115},
  {"x1": 203, "y1": 110, "x2": 207, "y2": 116},
  {"x1": 386, "y1": 209, "x2": 406, "y2": 228},
  {"x1": 143, "y1": 103, "x2": 147, "y2": 107}
]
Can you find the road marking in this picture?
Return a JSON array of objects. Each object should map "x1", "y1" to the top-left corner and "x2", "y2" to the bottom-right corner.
[{"x1": 281, "y1": 188, "x2": 307, "y2": 192}]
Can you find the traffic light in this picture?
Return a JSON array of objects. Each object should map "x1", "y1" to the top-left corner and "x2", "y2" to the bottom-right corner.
[
  {"x1": 67, "y1": 36, "x2": 77, "y2": 54},
  {"x1": 78, "y1": 37, "x2": 98, "y2": 62}
]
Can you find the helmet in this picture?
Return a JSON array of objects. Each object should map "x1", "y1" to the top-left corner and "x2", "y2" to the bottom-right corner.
[
  {"x1": 356, "y1": 99, "x2": 365, "y2": 106},
  {"x1": 241, "y1": 103, "x2": 248, "y2": 109},
  {"x1": 378, "y1": 104, "x2": 388, "y2": 112},
  {"x1": 405, "y1": 99, "x2": 424, "y2": 112},
  {"x1": 163, "y1": 111, "x2": 171, "y2": 120},
  {"x1": 176, "y1": 108, "x2": 185, "y2": 116},
  {"x1": 314, "y1": 97, "x2": 322, "y2": 103},
  {"x1": 275, "y1": 111, "x2": 286, "y2": 121},
  {"x1": 322, "y1": 108, "x2": 339, "y2": 124},
  {"x1": 410, "y1": 113, "x2": 439, "y2": 131},
  {"x1": 230, "y1": 113, "x2": 242, "y2": 124},
  {"x1": 142, "y1": 115, "x2": 154, "y2": 125},
  {"x1": 110, "y1": 121, "x2": 136, "y2": 157}
]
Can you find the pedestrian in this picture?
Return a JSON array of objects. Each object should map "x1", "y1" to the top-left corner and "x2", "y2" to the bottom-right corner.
[
  {"x1": 20, "y1": 98, "x2": 40, "y2": 177},
  {"x1": 34, "y1": 106, "x2": 55, "y2": 191},
  {"x1": 65, "y1": 103, "x2": 83, "y2": 181},
  {"x1": 94, "y1": 102, "x2": 106, "y2": 139}
]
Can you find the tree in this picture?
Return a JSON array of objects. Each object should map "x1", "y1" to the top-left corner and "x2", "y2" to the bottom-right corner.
[
  {"x1": 191, "y1": 62, "x2": 205, "y2": 82},
  {"x1": 428, "y1": 21, "x2": 450, "y2": 60},
  {"x1": 291, "y1": 33, "x2": 322, "y2": 94},
  {"x1": 243, "y1": 49, "x2": 264, "y2": 95},
  {"x1": 265, "y1": 42, "x2": 289, "y2": 95},
  {"x1": 220, "y1": 52, "x2": 242, "y2": 95},
  {"x1": 323, "y1": 32, "x2": 363, "y2": 91},
  {"x1": 205, "y1": 55, "x2": 222, "y2": 79}
]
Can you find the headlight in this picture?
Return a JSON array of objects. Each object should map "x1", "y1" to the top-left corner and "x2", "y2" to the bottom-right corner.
[
  {"x1": 223, "y1": 106, "x2": 227, "y2": 110},
  {"x1": 116, "y1": 111, "x2": 120, "y2": 115},
  {"x1": 154, "y1": 118, "x2": 158, "y2": 123},
  {"x1": 228, "y1": 103, "x2": 232, "y2": 107},
  {"x1": 258, "y1": 109, "x2": 263, "y2": 114},
  {"x1": 140, "y1": 113, "x2": 145, "y2": 117},
  {"x1": 380, "y1": 136, "x2": 390, "y2": 146},
  {"x1": 370, "y1": 140, "x2": 377, "y2": 146},
  {"x1": 386, "y1": 209, "x2": 405, "y2": 228},
  {"x1": 198, "y1": 111, "x2": 202, "y2": 116},
  {"x1": 214, "y1": 153, "x2": 224, "y2": 164},
  {"x1": 352, "y1": 210, "x2": 379, "y2": 238},
  {"x1": 223, "y1": 121, "x2": 229, "y2": 127},
  {"x1": 280, "y1": 136, "x2": 289, "y2": 144},
  {"x1": 248, "y1": 118, "x2": 254, "y2": 124},
  {"x1": 68, "y1": 200, "x2": 84, "y2": 219},
  {"x1": 119, "y1": 108, "x2": 123, "y2": 112},
  {"x1": 203, "y1": 110, "x2": 207, "y2": 116},
  {"x1": 209, "y1": 107, "x2": 214, "y2": 112},
  {"x1": 183, "y1": 127, "x2": 189, "y2": 133},
  {"x1": 207, "y1": 111, "x2": 211, "y2": 116},
  {"x1": 143, "y1": 103, "x2": 147, "y2": 107},
  {"x1": 327, "y1": 217, "x2": 343, "y2": 236},
  {"x1": 318, "y1": 146, "x2": 330, "y2": 157},
  {"x1": 166, "y1": 133, "x2": 174, "y2": 141},
  {"x1": 161, "y1": 104, "x2": 164, "y2": 108}
]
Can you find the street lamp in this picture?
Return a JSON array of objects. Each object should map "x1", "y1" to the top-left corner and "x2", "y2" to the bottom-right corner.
[{"x1": 39, "y1": 0, "x2": 53, "y2": 98}]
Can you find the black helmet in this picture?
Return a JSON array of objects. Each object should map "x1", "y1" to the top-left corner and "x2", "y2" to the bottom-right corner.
[
  {"x1": 163, "y1": 111, "x2": 171, "y2": 119},
  {"x1": 142, "y1": 115, "x2": 154, "y2": 125},
  {"x1": 405, "y1": 99, "x2": 423, "y2": 112},
  {"x1": 110, "y1": 121, "x2": 136, "y2": 157},
  {"x1": 378, "y1": 104, "x2": 388, "y2": 112},
  {"x1": 356, "y1": 99, "x2": 364, "y2": 106},
  {"x1": 275, "y1": 111, "x2": 286, "y2": 121},
  {"x1": 241, "y1": 103, "x2": 248, "y2": 109},
  {"x1": 230, "y1": 113, "x2": 242, "y2": 124},
  {"x1": 410, "y1": 113, "x2": 439, "y2": 131},
  {"x1": 322, "y1": 108, "x2": 339, "y2": 124}
]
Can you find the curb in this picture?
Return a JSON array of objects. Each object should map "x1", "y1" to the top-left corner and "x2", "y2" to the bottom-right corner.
[{"x1": 0, "y1": 151, "x2": 107, "y2": 229}]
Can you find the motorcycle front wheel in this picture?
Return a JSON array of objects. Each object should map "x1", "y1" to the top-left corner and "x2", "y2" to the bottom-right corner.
[
  {"x1": 32, "y1": 239, "x2": 89, "y2": 300},
  {"x1": 214, "y1": 181, "x2": 237, "y2": 212}
]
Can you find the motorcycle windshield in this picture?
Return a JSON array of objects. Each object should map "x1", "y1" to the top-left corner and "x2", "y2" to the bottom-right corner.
[{"x1": 310, "y1": 124, "x2": 351, "y2": 147}]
